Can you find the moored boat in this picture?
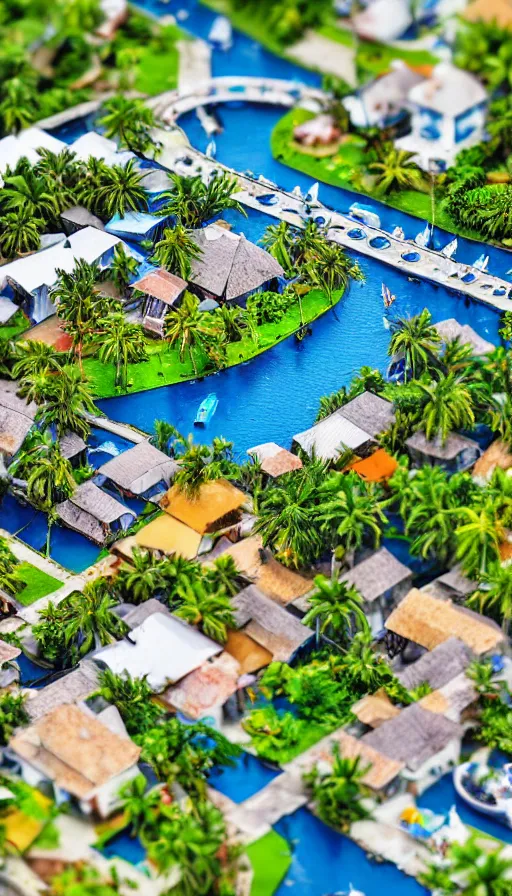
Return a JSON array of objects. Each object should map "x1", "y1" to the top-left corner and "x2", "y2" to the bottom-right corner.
[
  {"x1": 208, "y1": 15, "x2": 233, "y2": 50},
  {"x1": 349, "y1": 203, "x2": 381, "y2": 229},
  {"x1": 194, "y1": 393, "x2": 219, "y2": 426}
]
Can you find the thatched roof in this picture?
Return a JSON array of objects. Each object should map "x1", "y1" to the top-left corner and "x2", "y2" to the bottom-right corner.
[
  {"x1": 397, "y1": 637, "x2": 473, "y2": 691},
  {"x1": 473, "y1": 439, "x2": 512, "y2": 483},
  {"x1": 233, "y1": 585, "x2": 312, "y2": 660},
  {"x1": 463, "y1": 0, "x2": 512, "y2": 31},
  {"x1": 59, "y1": 481, "x2": 133, "y2": 525},
  {"x1": 0, "y1": 640, "x2": 20, "y2": 665},
  {"x1": 435, "y1": 319, "x2": 494, "y2": 356},
  {"x1": 406, "y1": 431, "x2": 480, "y2": 461},
  {"x1": 0, "y1": 378, "x2": 37, "y2": 419},
  {"x1": 248, "y1": 442, "x2": 303, "y2": 478},
  {"x1": 351, "y1": 689, "x2": 401, "y2": 728},
  {"x1": 385, "y1": 588, "x2": 504, "y2": 655},
  {"x1": 288, "y1": 728, "x2": 404, "y2": 791},
  {"x1": 189, "y1": 224, "x2": 284, "y2": 301},
  {"x1": 161, "y1": 652, "x2": 240, "y2": 719},
  {"x1": 435, "y1": 566, "x2": 476, "y2": 598},
  {"x1": 10, "y1": 704, "x2": 140, "y2": 799},
  {"x1": 222, "y1": 535, "x2": 313, "y2": 605},
  {"x1": 25, "y1": 661, "x2": 99, "y2": 722},
  {"x1": 362, "y1": 703, "x2": 462, "y2": 771},
  {"x1": 342, "y1": 547, "x2": 411, "y2": 605},
  {"x1": 224, "y1": 629, "x2": 273, "y2": 674},
  {"x1": 132, "y1": 269, "x2": 187, "y2": 305},
  {"x1": 59, "y1": 431, "x2": 86, "y2": 460},
  {"x1": 339, "y1": 391, "x2": 395, "y2": 437},
  {"x1": 135, "y1": 514, "x2": 202, "y2": 559},
  {"x1": 98, "y1": 441, "x2": 178, "y2": 491},
  {"x1": 420, "y1": 672, "x2": 477, "y2": 722},
  {"x1": 160, "y1": 479, "x2": 247, "y2": 534},
  {"x1": 293, "y1": 412, "x2": 371, "y2": 461}
]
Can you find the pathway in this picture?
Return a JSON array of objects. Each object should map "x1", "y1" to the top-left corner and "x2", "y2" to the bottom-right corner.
[
  {"x1": 178, "y1": 38, "x2": 212, "y2": 94},
  {"x1": 84, "y1": 412, "x2": 148, "y2": 443},
  {"x1": 226, "y1": 772, "x2": 308, "y2": 842},
  {"x1": 0, "y1": 530, "x2": 69, "y2": 584}
]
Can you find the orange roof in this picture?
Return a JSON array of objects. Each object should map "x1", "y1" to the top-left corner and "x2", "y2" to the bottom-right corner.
[
  {"x1": 224, "y1": 629, "x2": 272, "y2": 674},
  {"x1": 160, "y1": 479, "x2": 247, "y2": 534},
  {"x1": 135, "y1": 514, "x2": 202, "y2": 559},
  {"x1": 349, "y1": 448, "x2": 398, "y2": 482},
  {"x1": 463, "y1": 0, "x2": 512, "y2": 28}
]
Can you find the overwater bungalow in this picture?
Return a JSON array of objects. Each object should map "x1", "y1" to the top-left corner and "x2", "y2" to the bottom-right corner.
[
  {"x1": 130, "y1": 268, "x2": 187, "y2": 336},
  {"x1": 160, "y1": 479, "x2": 247, "y2": 535},
  {"x1": 188, "y1": 223, "x2": 285, "y2": 307},
  {"x1": 232, "y1": 584, "x2": 313, "y2": 663},
  {"x1": 247, "y1": 442, "x2": 303, "y2": 479},
  {"x1": 405, "y1": 431, "x2": 482, "y2": 473},
  {"x1": 96, "y1": 441, "x2": 178, "y2": 500},
  {"x1": 293, "y1": 547, "x2": 412, "y2": 634},
  {"x1": 56, "y1": 481, "x2": 136, "y2": 545},
  {"x1": 8, "y1": 704, "x2": 140, "y2": 817},
  {"x1": 0, "y1": 640, "x2": 21, "y2": 689},
  {"x1": 93, "y1": 608, "x2": 222, "y2": 691},
  {"x1": 361, "y1": 703, "x2": 463, "y2": 795},
  {"x1": 0, "y1": 378, "x2": 37, "y2": 463},
  {"x1": 384, "y1": 588, "x2": 505, "y2": 657},
  {"x1": 60, "y1": 205, "x2": 105, "y2": 235},
  {"x1": 292, "y1": 391, "x2": 395, "y2": 462}
]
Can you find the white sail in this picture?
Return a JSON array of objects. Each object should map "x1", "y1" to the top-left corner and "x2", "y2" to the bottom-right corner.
[
  {"x1": 392, "y1": 225, "x2": 405, "y2": 240},
  {"x1": 442, "y1": 237, "x2": 458, "y2": 258},
  {"x1": 206, "y1": 139, "x2": 216, "y2": 159},
  {"x1": 291, "y1": 185, "x2": 304, "y2": 199},
  {"x1": 473, "y1": 254, "x2": 489, "y2": 272},
  {"x1": 414, "y1": 222, "x2": 431, "y2": 248},
  {"x1": 305, "y1": 182, "x2": 319, "y2": 204}
]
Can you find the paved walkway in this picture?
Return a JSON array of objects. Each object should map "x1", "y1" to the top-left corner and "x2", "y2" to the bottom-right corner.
[
  {"x1": 227, "y1": 772, "x2": 308, "y2": 842},
  {"x1": 178, "y1": 38, "x2": 212, "y2": 94},
  {"x1": 0, "y1": 530, "x2": 69, "y2": 584}
]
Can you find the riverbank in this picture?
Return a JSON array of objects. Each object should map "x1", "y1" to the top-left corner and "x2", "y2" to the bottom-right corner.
[
  {"x1": 85, "y1": 287, "x2": 342, "y2": 400},
  {"x1": 271, "y1": 107, "x2": 494, "y2": 246}
]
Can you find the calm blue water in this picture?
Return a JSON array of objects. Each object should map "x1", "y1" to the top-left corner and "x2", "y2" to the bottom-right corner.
[
  {"x1": 274, "y1": 808, "x2": 428, "y2": 896},
  {"x1": 209, "y1": 750, "x2": 279, "y2": 802},
  {"x1": 99, "y1": 830, "x2": 147, "y2": 865},
  {"x1": 418, "y1": 772, "x2": 512, "y2": 845}
]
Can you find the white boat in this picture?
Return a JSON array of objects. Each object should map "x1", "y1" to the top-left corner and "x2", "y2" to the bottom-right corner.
[
  {"x1": 454, "y1": 762, "x2": 512, "y2": 828},
  {"x1": 442, "y1": 237, "x2": 458, "y2": 258},
  {"x1": 392, "y1": 225, "x2": 405, "y2": 240},
  {"x1": 349, "y1": 202, "x2": 381, "y2": 229},
  {"x1": 382, "y1": 282, "x2": 396, "y2": 309},
  {"x1": 305, "y1": 182, "x2": 320, "y2": 205},
  {"x1": 414, "y1": 222, "x2": 432, "y2": 248},
  {"x1": 205, "y1": 139, "x2": 216, "y2": 159},
  {"x1": 196, "y1": 106, "x2": 222, "y2": 137},
  {"x1": 208, "y1": 15, "x2": 232, "y2": 50},
  {"x1": 473, "y1": 253, "x2": 489, "y2": 272},
  {"x1": 292, "y1": 185, "x2": 304, "y2": 199}
]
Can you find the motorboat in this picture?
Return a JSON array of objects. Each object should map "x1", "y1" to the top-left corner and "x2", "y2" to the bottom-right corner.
[
  {"x1": 442, "y1": 237, "x2": 458, "y2": 258},
  {"x1": 453, "y1": 761, "x2": 512, "y2": 828},
  {"x1": 194, "y1": 393, "x2": 219, "y2": 427},
  {"x1": 256, "y1": 193, "x2": 279, "y2": 206},
  {"x1": 208, "y1": 15, "x2": 233, "y2": 50},
  {"x1": 349, "y1": 202, "x2": 381, "y2": 229},
  {"x1": 392, "y1": 225, "x2": 405, "y2": 240}
]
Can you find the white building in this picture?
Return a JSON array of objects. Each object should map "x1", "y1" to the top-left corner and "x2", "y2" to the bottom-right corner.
[
  {"x1": 0, "y1": 128, "x2": 66, "y2": 180},
  {"x1": 344, "y1": 61, "x2": 425, "y2": 129},
  {"x1": 395, "y1": 63, "x2": 488, "y2": 170}
]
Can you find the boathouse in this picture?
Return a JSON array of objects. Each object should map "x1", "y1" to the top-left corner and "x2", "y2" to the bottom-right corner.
[
  {"x1": 405, "y1": 431, "x2": 482, "y2": 473},
  {"x1": 130, "y1": 268, "x2": 187, "y2": 336},
  {"x1": 96, "y1": 440, "x2": 178, "y2": 500},
  {"x1": 56, "y1": 481, "x2": 135, "y2": 545},
  {"x1": 188, "y1": 224, "x2": 284, "y2": 306}
]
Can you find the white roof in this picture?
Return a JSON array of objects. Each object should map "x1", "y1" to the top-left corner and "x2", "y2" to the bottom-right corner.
[
  {"x1": 293, "y1": 412, "x2": 372, "y2": 460},
  {"x1": 0, "y1": 227, "x2": 121, "y2": 295},
  {"x1": 354, "y1": 0, "x2": 412, "y2": 43},
  {"x1": 71, "y1": 132, "x2": 117, "y2": 161},
  {"x1": 0, "y1": 127, "x2": 66, "y2": 174},
  {"x1": 408, "y1": 64, "x2": 487, "y2": 117},
  {"x1": 247, "y1": 442, "x2": 282, "y2": 461},
  {"x1": 93, "y1": 612, "x2": 222, "y2": 691}
]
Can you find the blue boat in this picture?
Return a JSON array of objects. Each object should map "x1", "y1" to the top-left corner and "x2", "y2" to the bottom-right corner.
[{"x1": 194, "y1": 393, "x2": 219, "y2": 426}]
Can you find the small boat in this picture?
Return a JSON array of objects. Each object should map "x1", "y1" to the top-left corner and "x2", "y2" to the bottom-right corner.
[
  {"x1": 442, "y1": 237, "x2": 458, "y2": 258},
  {"x1": 208, "y1": 15, "x2": 232, "y2": 50},
  {"x1": 392, "y1": 225, "x2": 405, "y2": 240},
  {"x1": 473, "y1": 253, "x2": 489, "y2": 272},
  {"x1": 256, "y1": 192, "x2": 279, "y2": 206},
  {"x1": 381, "y1": 282, "x2": 396, "y2": 309},
  {"x1": 414, "y1": 222, "x2": 432, "y2": 248},
  {"x1": 305, "y1": 182, "x2": 320, "y2": 205},
  {"x1": 349, "y1": 203, "x2": 381, "y2": 229},
  {"x1": 454, "y1": 762, "x2": 512, "y2": 828},
  {"x1": 196, "y1": 106, "x2": 222, "y2": 137},
  {"x1": 176, "y1": 8, "x2": 189, "y2": 20},
  {"x1": 194, "y1": 393, "x2": 218, "y2": 427},
  {"x1": 291, "y1": 185, "x2": 304, "y2": 199},
  {"x1": 205, "y1": 139, "x2": 216, "y2": 159}
]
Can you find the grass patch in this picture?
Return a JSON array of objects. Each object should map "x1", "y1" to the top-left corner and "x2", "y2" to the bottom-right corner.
[
  {"x1": 0, "y1": 310, "x2": 30, "y2": 342},
  {"x1": 135, "y1": 49, "x2": 180, "y2": 95},
  {"x1": 271, "y1": 107, "x2": 493, "y2": 243},
  {"x1": 15, "y1": 562, "x2": 62, "y2": 606},
  {"x1": 251, "y1": 721, "x2": 331, "y2": 766},
  {"x1": 318, "y1": 22, "x2": 439, "y2": 75},
  {"x1": 84, "y1": 287, "x2": 341, "y2": 400},
  {"x1": 247, "y1": 830, "x2": 291, "y2": 896}
]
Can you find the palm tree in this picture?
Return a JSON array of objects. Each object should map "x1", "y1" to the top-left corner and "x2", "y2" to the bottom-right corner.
[
  {"x1": 294, "y1": 219, "x2": 330, "y2": 268},
  {"x1": 151, "y1": 420, "x2": 185, "y2": 456},
  {"x1": 469, "y1": 563, "x2": 512, "y2": 634},
  {"x1": 455, "y1": 500, "x2": 503, "y2": 579},
  {"x1": 303, "y1": 574, "x2": 369, "y2": 642},
  {"x1": 0, "y1": 77, "x2": 37, "y2": 134},
  {"x1": 215, "y1": 304, "x2": 257, "y2": 343},
  {"x1": 25, "y1": 444, "x2": 76, "y2": 508},
  {"x1": 164, "y1": 291, "x2": 222, "y2": 376},
  {"x1": 96, "y1": 668, "x2": 163, "y2": 736},
  {"x1": 52, "y1": 259, "x2": 109, "y2": 370},
  {"x1": 109, "y1": 244, "x2": 139, "y2": 296},
  {"x1": 98, "y1": 95, "x2": 159, "y2": 156},
  {"x1": 204, "y1": 554, "x2": 244, "y2": 597},
  {"x1": 0, "y1": 207, "x2": 44, "y2": 258},
  {"x1": 36, "y1": 365, "x2": 97, "y2": 439},
  {"x1": 158, "y1": 172, "x2": 246, "y2": 228},
  {"x1": 2, "y1": 166, "x2": 59, "y2": 222},
  {"x1": 369, "y1": 147, "x2": 426, "y2": 195},
  {"x1": 91, "y1": 159, "x2": 148, "y2": 219},
  {"x1": 306, "y1": 243, "x2": 363, "y2": 305},
  {"x1": 260, "y1": 221, "x2": 295, "y2": 274},
  {"x1": 304, "y1": 743, "x2": 372, "y2": 831},
  {"x1": 340, "y1": 630, "x2": 393, "y2": 692},
  {"x1": 96, "y1": 312, "x2": 148, "y2": 388},
  {"x1": 399, "y1": 464, "x2": 459, "y2": 565},
  {"x1": 173, "y1": 580, "x2": 235, "y2": 643},
  {"x1": 119, "y1": 774, "x2": 162, "y2": 838},
  {"x1": 417, "y1": 372, "x2": 475, "y2": 445},
  {"x1": 62, "y1": 579, "x2": 126, "y2": 655},
  {"x1": 388, "y1": 309, "x2": 441, "y2": 381},
  {"x1": 151, "y1": 225, "x2": 202, "y2": 279},
  {"x1": 113, "y1": 547, "x2": 167, "y2": 604},
  {"x1": 322, "y1": 471, "x2": 388, "y2": 562},
  {"x1": 449, "y1": 836, "x2": 512, "y2": 896},
  {"x1": 12, "y1": 341, "x2": 66, "y2": 379},
  {"x1": 35, "y1": 147, "x2": 83, "y2": 192}
]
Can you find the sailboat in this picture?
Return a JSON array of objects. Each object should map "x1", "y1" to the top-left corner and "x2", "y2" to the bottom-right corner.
[
  {"x1": 414, "y1": 222, "x2": 432, "y2": 248},
  {"x1": 208, "y1": 15, "x2": 233, "y2": 50},
  {"x1": 291, "y1": 185, "x2": 304, "y2": 199},
  {"x1": 205, "y1": 139, "x2": 216, "y2": 159},
  {"x1": 392, "y1": 225, "x2": 405, "y2": 240},
  {"x1": 381, "y1": 282, "x2": 396, "y2": 309},
  {"x1": 473, "y1": 254, "x2": 489, "y2": 272},
  {"x1": 305, "y1": 182, "x2": 319, "y2": 204},
  {"x1": 442, "y1": 237, "x2": 458, "y2": 258}
]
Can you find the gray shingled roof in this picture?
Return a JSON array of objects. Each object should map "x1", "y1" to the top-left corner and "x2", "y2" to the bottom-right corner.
[
  {"x1": 0, "y1": 378, "x2": 37, "y2": 419},
  {"x1": 189, "y1": 224, "x2": 284, "y2": 301},
  {"x1": 0, "y1": 407, "x2": 33, "y2": 458},
  {"x1": 397, "y1": 637, "x2": 473, "y2": 691},
  {"x1": 361, "y1": 703, "x2": 463, "y2": 771},
  {"x1": 293, "y1": 411, "x2": 372, "y2": 461},
  {"x1": 62, "y1": 481, "x2": 132, "y2": 524},
  {"x1": 59, "y1": 431, "x2": 86, "y2": 460},
  {"x1": 436, "y1": 565, "x2": 476, "y2": 597},
  {"x1": 98, "y1": 441, "x2": 178, "y2": 490},
  {"x1": 61, "y1": 205, "x2": 105, "y2": 231},
  {"x1": 233, "y1": 585, "x2": 312, "y2": 659},
  {"x1": 340, "y1": 392, "x2": 395, "y2": 437},
  {"x1": 406, "y1": 431, "x2": 480, "y2": 461},
  {"x1": 341, "y1": 547, "x2": 411, "y2": 604},
  {"x1": 435, "y1": 319, "x2": 494, "y2": 357},
  {"x1": 25, "y1": 661, "x2": 99, "y2": 722}
]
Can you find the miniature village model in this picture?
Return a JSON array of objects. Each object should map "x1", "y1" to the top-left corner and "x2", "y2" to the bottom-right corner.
[{"x1": 3, "y1": 1, "x2": 512, "y2": 895}]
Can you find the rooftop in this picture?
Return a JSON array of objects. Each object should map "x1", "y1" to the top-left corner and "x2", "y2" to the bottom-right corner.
[
  {"x1": 463, "y1": 0, "x2": 512, "y2": 29},
  {"x1": 160, "y1": 479, "x2": 247, "y2": 534},
  {"x1": 293, "y1": 392, "x2": 394, "y2": 460},
  {"x1": 161, "y1": 651, "x2": 240, "y2": 719},
  {"x1": 349, "y1": 448, "x2": 398, "y2": 483},
  {"x1": 248, "y1": 442, "x2": 303, "y2": 478},
  {"x1": 351, "y1": 690, "x2": 401, "y2": 729},
  {"x1": 135, "y1": 513, "x2": 202, "y2": 559},
  {"x1": 58, "y1": 480, "x2": 134, "y2": 526},
  {"x1": 342, "y1": 547, "x2": 411, "y2": 605},
  {"x1": 408, "y1": 63, "x2": 487, "y2": 117},
  {"x1": 189, "y1": 224, "x2": 284, "y2": 301},
  {"x1": 132, "y1": 268, "x2": 187, "y2": 306},
  {"x1": 362, "y1": 703, "x2": 463, "y2": 771},
  {"x1": 98, "y1": 441, "x2": 178, "y2": 490},
  {"x1": 435, "y1": 319, "x2": 494, "y2": 357},
  {"x1": 233, "y1": 584, "x2": 312, "y2": 660},
  {"x1": 222, "y1": 535, "x2": 312, "y2": 605},
  {"x1": 289, "y1": 728, "x2": 404, "y2": 791},
  {"x1": 406, "y1": 431, "x2": 481, "y2": 461},
  {"x1": 60, "y1": 205, "x2": 105, "y2": 231},
  {"x1": 24, "y1": 662, "x2": 99, "y2": 722},
  {"x1": 396, "y1": 637, "x2": 473, "y2": 691}
]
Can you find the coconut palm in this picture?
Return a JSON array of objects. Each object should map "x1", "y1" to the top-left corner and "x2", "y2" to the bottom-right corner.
[
  {"x1": 260, "y1": 221, "x2": 295, "y2": 273},
  {"x1": 17, "y1": 370, "x2": 55, "y2": 405},
  {"x1": 52, "y1": 259, "x2": 109, "y2": 370},
  {"x1": 469, "y1": 563, "x2": 512, "y2": 634},
  {"x1": 96, "y1": 668, "x2": 163, "y2": 736},
  {"x1": 369, "y1": 147, "x2": 426, "y2": 195},
  {"x1": 455, "y1": 500, "x2": 504, "y2": 579},
  {"x1": 388, "y1": 309, "x2": 441, "y2": 381},
  {"x1": 0, "y1": 207, "x2": 44, "y2": 258},
  {"x1": 204, "y1": 554, "x2": 244, "y2": 597},
  {"x1": 215, "y1": 304, "x2": 257, "y2": 343},
  {"x1": 173, "y1": 580, "x2": 235, "y2": 643},
  {"x1": 322, "y1": 471, "x2": 388, "y2": 561},
  {"x1": 0, "y1": 537, "x2": 22, "y2": 597},
  {"x1": 1, "y1": 165, "x2": 59, "y2": 223},
  {"x1": 151, "y1": 420, "x2": 186, "y2": 456},
  {"x1": 91, "y1": 159, "x2": 148, "y2": 219},
  {"x1": 303, "y1": 574, "x2": 368, "y2": 642},
  {"x1": 158, "y1": 172, "x2": 246, "y2": 228},
  {"x1": 35, "y1": 147, "x2": 82, "y2": 192},
  {"x1": 119, "y1": 774, "x2": 162, "y2": 838},
  {"x1": 490, "y1": 397, "x2": 512, "y2": 446},
  {"x1": 58, "y1": 0, "x2": 104, "y2": 33},
  {"x1": 305, "y1": 243, "x2": 363, "y2": 305},
  {"x1": 164, "y1": 291, "x2": 222, "y2": 376},
  {"x1": 398, "y1": 464, "x2": 459, "y2": 565},
  {"x1": 151, "y1": 225, "x2": 202, "y2": 279},
  {"x1": 294, "y1": 219, "x2": 330, "y2": 267},
  {"x1": 24, "y1": 444, "x2": 75, "y2": 509},
  {"x1": 304, "y1": 743, "x2": 372, "y2": 831},
  {"x1": 12, "y1": 341, "x2": 66, "y2": 380},
  {"x1": 36, "y1": 365, "x2": 97, "y2": 439},
  {"x1": 98, "y1": 95, "x2": 159, "y2": 155},
  {"x1": 0, "y1": 77, "x2": 37, "y2": 134},
  {"x1": 109, "y1": 244, "x2": 139, "y2": 296},
  {"x1": 417, "y1": 372, "x2": 475, "y2": 445},
  {"x1": 449, "y1": 836, "x2": 512, "y2": 896},
  {"x1": 172, "y1": 439, "x2": 238, "y2": 497},
  {"x1": 113, "y1": 548, "x2": 167, "y2": 604},
  {"x1": 96, "y1": 312, "x2": 148, "y2": 388}
]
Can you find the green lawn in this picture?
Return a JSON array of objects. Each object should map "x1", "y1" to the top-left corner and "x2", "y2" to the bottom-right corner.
[
  {"x1": 247, "y1": 830, "x2": 291, "y2": 896},
  {"x1": 0, "y1": 310, "x2": 30, "y2": 342},
  {"x1": 135, "y1": 49, "x2": 180, "y2": 95},
  {"x1": 84, "y1": 287, "x2": 342, "y2": 400},
  {"x1": 271, "y1": 108, "x2": 492, "y2": 243},
  {"x1": 15, "y1": 562, "x2": 62, "y2": 606},
  {"x1": 318, "y1": 22, "x2": 439, "y2": 76}
]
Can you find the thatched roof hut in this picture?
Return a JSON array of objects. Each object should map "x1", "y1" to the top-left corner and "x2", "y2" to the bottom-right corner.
[
  {"x1": 397, "y1": 637, "x2": 473, "y2": 691},
  {"x1": 160, "y1": 479, "x2": 247, "y2": 534},
  {"x1": 293, "y1": 392, "x2": 395, "y2": 461},
  {"x1": 248, "y1": 442, "x2": 303, "y2": 478},
  {"x1": 56, "y1": 481, "x2": 135, "y2": 545},
  {"x1": 222, "y1": 535, "x2": 313, "y2": 606},
  {"x1": 25, "y1": 661, "x2": 99, "y2": 722},
  {"x1": 362, "y1": 703, "x2": 462, "y2": 772},
  {"x1": 232, "y1": 585, "x2": 312, "y2": 661},
  {"x1": 135, "y1": 513, "x2": 202, "y2": 560},
  {"x1": 97, "y1": 441, "x2": 178, "y2": 497}
]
